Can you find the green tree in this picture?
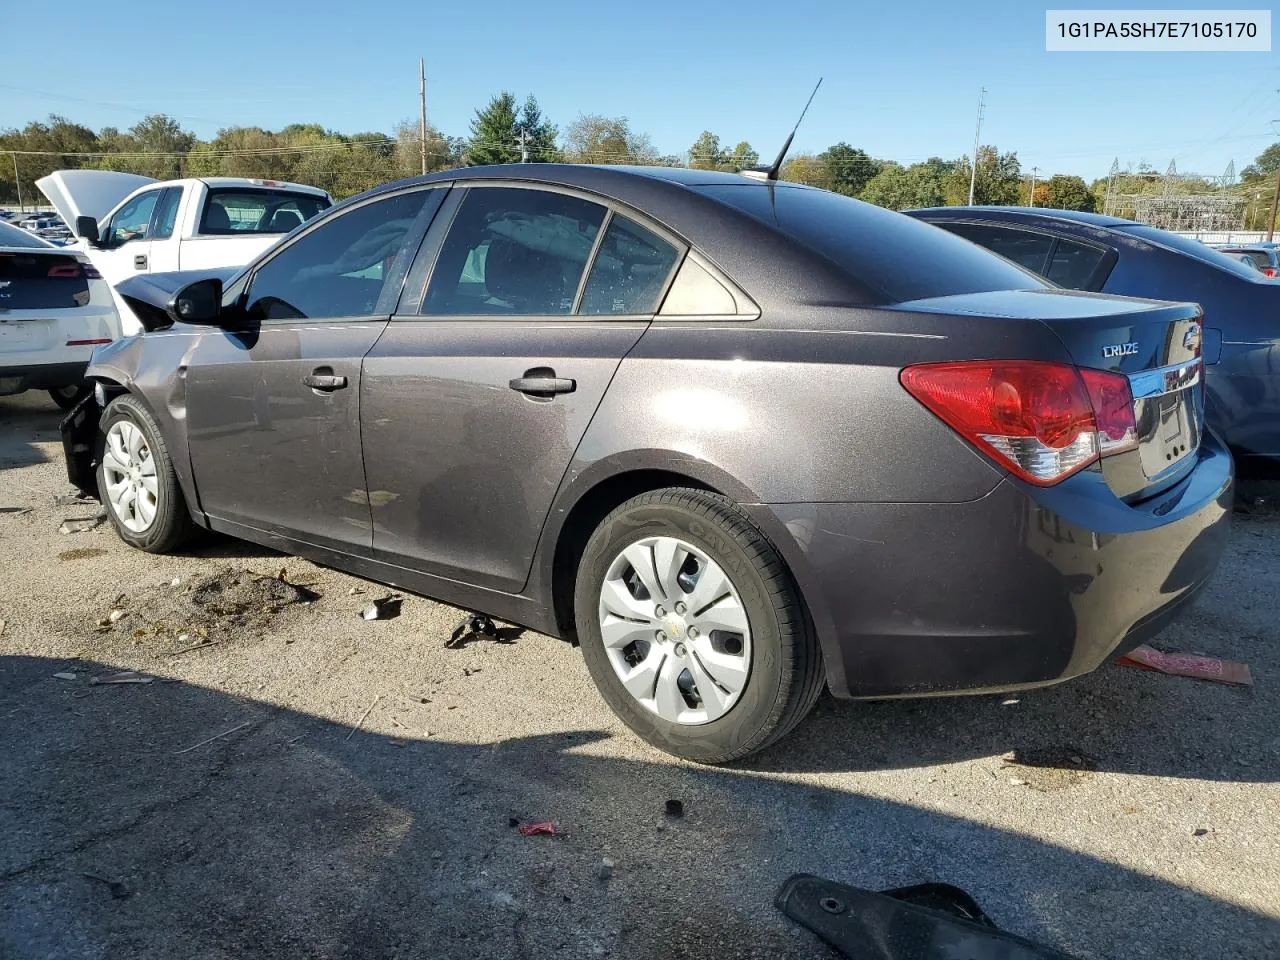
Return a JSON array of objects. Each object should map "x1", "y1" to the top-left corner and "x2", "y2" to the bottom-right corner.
[
  {"x1": 0, "y1": 115, "x2": 101, "y2": 204},
  {"x1": 562, "y1": 114, "x2": 656, "y2": 164},
  {"x1": 726, "y1": 141, "x2": 759, "y2": 171},
  {"x1": 779, "y1": 153, "x2": 827, "y2": 187},
  {"x1": 515, "y1": 95, "x2": 558, "y2": 162},
  {"x1": 688, "y1": 131, "x2": 723, "y2": 170},
  {"x1": 1043, "y1": 174, "x2": 1095, "y2": 211},
  {"x1": 467, "y1": 92, "x2": 521, "y2": 165},
  {"x1": 860, "y1": 158, "x2": 952, "y2": 210},
  {"x1": 1241, "y1": 142, "x2": 1280, "y2": 181},
  {"x1": 817, "y1": 142, "x2": 881, "y2": 197},
  {"x1": 944, "y1": 146, "x2": 1021, "y2": 205}
]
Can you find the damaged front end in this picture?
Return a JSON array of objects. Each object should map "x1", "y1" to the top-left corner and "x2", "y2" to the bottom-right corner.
[{"x1": 61, "y1": 391, "x2": 102, "y2": 498}]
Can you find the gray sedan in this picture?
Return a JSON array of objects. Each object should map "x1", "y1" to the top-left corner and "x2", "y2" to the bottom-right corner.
[{"x1": 61, "y1": 165, "x2": 1232, "y2": 761}]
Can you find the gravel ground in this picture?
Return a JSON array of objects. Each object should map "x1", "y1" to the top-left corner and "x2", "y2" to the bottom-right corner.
[{"x1": 1, "y1": 391, "x2": 1278, "y2": 960}]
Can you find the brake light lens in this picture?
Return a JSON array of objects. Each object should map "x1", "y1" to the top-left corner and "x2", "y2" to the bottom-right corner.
[{"x1": 900, "y1": 360, "x2": 1138, "y2": 485}]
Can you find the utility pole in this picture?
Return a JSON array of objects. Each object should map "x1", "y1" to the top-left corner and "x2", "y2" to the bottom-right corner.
[
  {"x1": 1028, "y1": 166, "x2": 1039, "y2": 207},
  {"x1": 11, "y1": 153, "x2": 25, "y2": 212},
  {"x1": 967, "y1": 87, "x2": 986, "y2": 206},
  {"x1": 418, "y1": 58, "x2": 428, "y2": 176},
  {"x1": 1267, "y1": 167, "x2": 1279, "y2": 242},
  {"x1": 517, "y1": 129, "x2": 529, "y2": 164}
]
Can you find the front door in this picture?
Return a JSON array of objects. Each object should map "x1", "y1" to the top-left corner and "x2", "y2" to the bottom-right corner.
[
  {"x1": 184, "y1": 187, "x2": 438, "y2": 550},
  {"x1": 361, "y1": 185, "x2": 683, "y2": 592}
]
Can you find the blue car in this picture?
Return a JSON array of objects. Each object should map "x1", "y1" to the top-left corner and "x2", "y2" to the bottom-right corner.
[{"x1": 908, "y1": 207, "x2": 1280, "y2": 464}]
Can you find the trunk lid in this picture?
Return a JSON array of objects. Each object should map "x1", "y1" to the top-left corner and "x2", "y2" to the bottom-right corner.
[{"x1": 901, "y1": 289, "x2": 1205, "y2": 501}]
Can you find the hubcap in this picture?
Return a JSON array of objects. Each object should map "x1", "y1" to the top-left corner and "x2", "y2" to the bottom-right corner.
[
  {"x1": 597, "y1": 536, "x2": 752, "y2": 725},
  {"x1": 102, "y1": 420, "x2": 159, "y2": 534}
]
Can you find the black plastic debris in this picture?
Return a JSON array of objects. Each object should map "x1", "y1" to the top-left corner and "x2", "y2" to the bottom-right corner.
[
  {"x1": 775, "y1": 874, "x2": 1078, "y2": 959},
  {"x1": 361, "y1": 595, "x2": 403, "y2": 621},
  {"x1": 447, "y1": 612, "x2": 497, "y2": 648}
]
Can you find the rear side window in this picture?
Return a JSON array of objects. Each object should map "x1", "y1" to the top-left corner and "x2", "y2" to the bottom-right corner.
[
  {"x1": 0, "y1": 220, "x2": 52, "y2": 248},
  {"x1": 151, "y1": 187, "x2": 182, "y2": 241},
  {"x1": 939, "y1": 223, "x2": 1054, "y2": 274},
  {"x1": 246, "y1": 190, "x2": 429, "y2": 320},
  {"x1": 1114, "y1": 225, "x2": 1260, "y2": 280},
  {"x1": 423, "y1": 187, "x2": 607, "y2": 315},
  {"x1": 1045, "y1": 238, "x2": 1109, "y2": 289},
  {"x1": 697, "y1": 183, "x2": 1046, "y2": 302},
  {"x1": 579, "y1": 215, "x2": 680, "y2": 315},
  {"x1": 200, "y1": 188, "x2": 330, "y2": 235}
]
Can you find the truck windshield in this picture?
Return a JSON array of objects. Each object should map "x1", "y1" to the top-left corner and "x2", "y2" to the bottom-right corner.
[{"x1": 199, "y1": 188, "x2": 330, "y2": 236}]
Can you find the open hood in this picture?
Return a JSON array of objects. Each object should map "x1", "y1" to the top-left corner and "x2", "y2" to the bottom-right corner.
[{"x1": 36, "y1": 169, "x2": 157, "y2": 226}]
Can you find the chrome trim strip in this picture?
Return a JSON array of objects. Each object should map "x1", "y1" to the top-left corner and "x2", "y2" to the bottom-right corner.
[{"x1": 1127, "y1": 359, "x2": 1201, "y2": 400}]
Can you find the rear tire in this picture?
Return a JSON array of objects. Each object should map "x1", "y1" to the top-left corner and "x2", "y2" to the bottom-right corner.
[
  {"x1": 96, "y1": 394, "x2": 198, "y2": 554},
  {"x1": 49, "y1": 385, "x2": 85, "y2": 410},
  {"x1": 574, "y1": 487, "x2": 825, "y2": 763}
]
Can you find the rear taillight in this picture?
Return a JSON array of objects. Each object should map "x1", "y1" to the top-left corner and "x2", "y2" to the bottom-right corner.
[
  {"x1": 900, "y1": 360, "x2": 1138, "y2": 486},
  {"x1": 1264, "y1": 267, "x2": 1277, "y2": 278}
]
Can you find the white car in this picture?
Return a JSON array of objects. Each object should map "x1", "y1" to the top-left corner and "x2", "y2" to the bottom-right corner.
[
  {"x1": 39, "y1": 171, "x2": 332, "y2": 334},
  {"x1": 0, "y1": 220, "x2": 121, "y2": 408}
]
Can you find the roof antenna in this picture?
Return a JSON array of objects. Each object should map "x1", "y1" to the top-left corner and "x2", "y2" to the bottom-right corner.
[{"x1": 745, "y1": 78, "x2": 823, "y2": 182}]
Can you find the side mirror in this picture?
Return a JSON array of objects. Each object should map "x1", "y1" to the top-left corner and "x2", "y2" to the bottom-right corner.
[
  {"x1": 75, "y1": 216, "x2": 100, "y2": 244},
  {"x1": 167, "y1": 278, "x2": 223, "y2": 325}
]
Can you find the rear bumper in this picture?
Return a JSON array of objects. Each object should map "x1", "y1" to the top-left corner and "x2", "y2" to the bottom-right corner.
[
  {"x1": 0, "y1": 360, "x2": 88, "y2": 394},
  {"x1": 749, "y1": 433, "x2": 1234, "y2": 699}
]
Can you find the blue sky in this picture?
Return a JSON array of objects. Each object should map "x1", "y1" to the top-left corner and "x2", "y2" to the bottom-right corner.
[{"x1": 3, "y1": 0, "x2": 1276, "y2": 181}]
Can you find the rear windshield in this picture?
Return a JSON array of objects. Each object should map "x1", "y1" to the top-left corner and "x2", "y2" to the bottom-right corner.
[
  {"x1": 1114, "y1": 225, "x2": 1261, "y2": 279},
  {"x1": 0, "y1": 251, "x2": 92, "y2": 309},
  {"x1": 695, "y1": 183, "x2": 1047, "y2": 302},
  {"x1": 0, "y1": 220, "x2": 53, "y2": 249},
  {"x1": 199, "y1": 188, "x2": 330, "y2": 236}
]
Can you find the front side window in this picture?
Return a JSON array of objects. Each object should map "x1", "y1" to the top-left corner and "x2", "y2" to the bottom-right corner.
[
  {"x1": 579, "y1": 215, "x2": 680, "y2": 315},
  {"x1": 941, "y1": 222, "x2": 1055, "y2": 275},
  {"x1": 246, "y1": 190, "x2": 429, "y2": 320},
  {"x1": 151, "y1": 187, "x2": 182, "y2": 241},
  {"x1": 1045, "y1": 238, "x2": 1109, "y2": 290},
  {"x1": 106, "y1": 190, "x2": 160, "y2": 246},
  {"x1": 423, "y1": 187, "x2": 607, "y2": 315},
  {"x1": 201, "y1": 188, "x2": 330, "y2": 235}
]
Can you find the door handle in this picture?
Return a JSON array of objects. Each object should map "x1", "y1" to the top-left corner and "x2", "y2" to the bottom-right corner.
[
  {"x1": 509, "y1": 375, "x2": 576, "y2": 397},
  {"x1": 133, "y1": 254, "x2": 148, "y2": 270},
  {"x1": 302, "y1": 371, "x2": 348, "y2": 391}
]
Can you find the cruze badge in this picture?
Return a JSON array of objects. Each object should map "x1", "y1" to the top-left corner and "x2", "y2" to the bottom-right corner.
[
  {"x1": 1102, "y1": 342, "x2": 1140, "y2": 359},
  {"x1": 1183, "y1": 325, "x2": 1202, "y2": 351}
]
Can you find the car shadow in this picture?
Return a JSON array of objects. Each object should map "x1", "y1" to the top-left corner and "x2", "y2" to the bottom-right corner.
[
  {"x1": 0, "y1": 394, "x2": 62, "y2": 471},
  {"x1": 0, "y1": 653, "x2": 1274, "y2": 960}
]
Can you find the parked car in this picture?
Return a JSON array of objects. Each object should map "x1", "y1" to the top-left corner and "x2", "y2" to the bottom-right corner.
[
  {"x1": 61, "y1": 166, "x2": 1231, "y2": 761},
  {"x1": 38, "y1": 171, "x2": 332, "y2": 334},
  {"x1": 1218, "y1": 244, "x2": 1279, "y2": 278},
  {"x1": 0, "y1": 219, "x2": 121, "y2": 408},
  {"x1": 907, "y1": 207, "x2": 1280, "y2": 465}
]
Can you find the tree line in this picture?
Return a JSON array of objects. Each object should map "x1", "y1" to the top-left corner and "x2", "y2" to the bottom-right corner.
[{"x1": 3, "y1": 93, "x2": 1277, "y2": 229}]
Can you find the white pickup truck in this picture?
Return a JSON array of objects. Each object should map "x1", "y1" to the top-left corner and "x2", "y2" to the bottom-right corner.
[{"x1": 37, "y1": 171, "x2": 332, "y2": 334}]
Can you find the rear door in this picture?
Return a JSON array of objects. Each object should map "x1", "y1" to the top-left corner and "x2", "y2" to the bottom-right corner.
[
  {"x1": 183, "y1": 187, "x2": 439, "y2": 550},
  {"x1": 361, "y1": 185, "x2": 683, "y2": 591}
]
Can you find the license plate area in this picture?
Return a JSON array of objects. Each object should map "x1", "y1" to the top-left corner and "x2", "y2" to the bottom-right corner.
[{"x1": 1131, "y1": 361, "x2": 1202, "y2": 480}]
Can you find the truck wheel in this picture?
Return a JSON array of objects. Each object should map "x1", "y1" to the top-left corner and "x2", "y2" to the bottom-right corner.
[
  {"x1": 96, "y1": 394, "x2": 198, "y2": 553},
  {"x1": 574, "y1": 487, "x2": 825, "y2": 763}
]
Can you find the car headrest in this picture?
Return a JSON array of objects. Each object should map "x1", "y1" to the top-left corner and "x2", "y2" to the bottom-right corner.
[
  {"x1": 203, "y1": 204, "x2": 231, "y2": 232},
  {"x1": 268, "y1": 210, "x2": 302, "y2": 233}
]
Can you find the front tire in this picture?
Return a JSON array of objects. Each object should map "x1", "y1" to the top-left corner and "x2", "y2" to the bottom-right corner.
[
  {"x1": 574, "y1": 488, "x2": 824, "y2": 763},
  {"x1": 96, "y1": 394, "x2": 198, "y2": 553}
]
